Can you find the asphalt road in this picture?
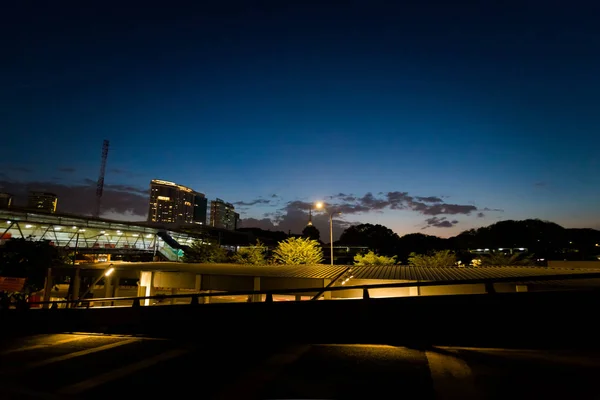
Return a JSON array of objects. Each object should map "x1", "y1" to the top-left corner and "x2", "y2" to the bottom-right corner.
[{"x1": 1, "y1": 334, "x2": 599, "y2": 399}]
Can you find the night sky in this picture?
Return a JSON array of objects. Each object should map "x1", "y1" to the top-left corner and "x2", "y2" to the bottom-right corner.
[{"x1": 2, "y1": 1, "x2": 600, "y2": 239}]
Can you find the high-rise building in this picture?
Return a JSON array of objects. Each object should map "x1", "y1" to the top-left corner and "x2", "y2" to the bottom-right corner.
[
  {"x1": 210, "y1": 199, "x2": 239, "y2": 230},
  {"x1": 0, "y1": 192, "x2": 13, "y2": 209},
  {"x1": 148, "y1": 179, "x2": 206, "y2": 225},
  {"x1": 27, "y1": 192, "x2": 58, "y2": 213},
  {"x1": 193, "y1": 194, "x2": 208, "y2": 225}
]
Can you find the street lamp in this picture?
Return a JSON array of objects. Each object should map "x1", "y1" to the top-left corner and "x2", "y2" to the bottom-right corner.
[
  {"x1": 78, "y1": 265, "x2": 115, "y2": 304},
  {"x1": 315, "y1": 202, "x2": 341, "y2": 266},
  {"x1": 71, "y1": 231, "x2": 106, "y2": 304}
]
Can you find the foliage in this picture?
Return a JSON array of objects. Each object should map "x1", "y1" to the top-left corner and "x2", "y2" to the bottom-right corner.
[
  {"x1": 470, "y1": 258, "x2": 482, "y2": 267},
  {"x1": 408, "y1": 250, "x2": 457, "y2": 268},
  {"x1": 302, "y1": 225, "x2": 321, "y2": 242},
  {"x1": 183, "y1": 240, "x2": 229, "y2": 263},
  {"x1": 232, "y1": 240, "x2": 267, "y2": 265},
  {"x1": 0, "y1": 238, "x2": 69, "y2": 293},
  {"x1": 480, "y1": 252, "x2": 535, "y2": 266},
  {"x1": 396, "y1": 233, "x2": 447, "y2": 263},
  {"x1": 339, "y1": 223, "x2": 400, "y2": 256},
  {"x1": 273, "y1": 237, "x2": 323, "y2": 265},
  {"x1": 354, "y1": 251, "x2": 397, "y2": 266}
]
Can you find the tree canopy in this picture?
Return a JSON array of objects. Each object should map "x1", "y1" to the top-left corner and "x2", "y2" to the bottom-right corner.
[
  {"x1": 273, "y1": 237, "x2": 323, "y2": 265},
  {"x1": 232, "y1": 240, "x2": 267, "y2": 265},
  {"x1": 183, "y1": 240, "x2": 229, "y2": 263},
  {"x1": 339, "y1": 223, "x2": 400, "y2": 256},
  {"x1": 0, "y1": 239, "x2": 69, "y2": 293},
  {"x1": 354, "y1": 251, "x2": 397, "y2": 266},
  {"x1": 302, "y1": 225, "x2": 321, "y2": 242}
]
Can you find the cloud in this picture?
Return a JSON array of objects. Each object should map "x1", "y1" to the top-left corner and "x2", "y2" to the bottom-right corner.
[
  {"x1": 240, "y1": 190, "x2": 490, "y2": 238},
  {"x1": 329, "y1": 192, "x2": 357, "y2": 202},
  {"x1": 423, "y1": 217, "x2": 459, "y2": 229},
  {"x1": 10, "y1": 167, "x2": 32, "y2": 173},
  {"x1": 477, "y1": 212, "x2": 485, "y2": 218},
  {"x1": 58, "y1": 167, "x2": 76, "y2": 173},
  {"x1": 534, "y1": 181, "x2": 547, "y2": 187},
  {"x1": 233, "y1": 198, "x2": 271, "y2": 206},
  {"x1": 0, "y1": 179, "x2": 149, "y2": 218},
  {"x1": 415, "y1": 196, "x2": 443, "y2": 203},
  {"x1": 482, "y1": 207, "x2": 504, "y2": 212},
  {"x1": 271, "y1": 194, "x2": 278, "y2": 198}
]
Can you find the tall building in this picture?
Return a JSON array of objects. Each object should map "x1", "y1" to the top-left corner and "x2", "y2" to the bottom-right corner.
[
  {"x1": 148, "y1": 179, "x2": 206, "y2": 225},
  {"x1": 0, "y1": 192, "x2": 13, "y2": 209},
  {"x1": 27, "y1": 192, "x2": 58, "y2": 213},
  {"x1": 210, "y1": 199, "x2": 239, "y2": 230},
  {"x1": 193, "y1": 194, "x2": 208, "y2": 225}
]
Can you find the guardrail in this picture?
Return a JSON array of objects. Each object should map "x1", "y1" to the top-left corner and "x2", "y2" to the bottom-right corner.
[{"x1": 5, "y1": 271, "x2": 599, "y2": 310}]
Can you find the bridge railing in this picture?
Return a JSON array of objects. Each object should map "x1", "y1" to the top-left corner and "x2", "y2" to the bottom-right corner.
[{"x1": 6, "y1": 271, "x2": 600, "y2": 310}]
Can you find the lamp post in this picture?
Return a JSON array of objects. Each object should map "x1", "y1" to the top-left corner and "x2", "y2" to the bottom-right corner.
[
  {"x1": 71, "y1": 230, "x2": 106, "y2": 305},
  {"x1": 78, "y1": 265, "x2": 114, "y2": 302},
  {"x1": 315, "y1": 202, "x2": 341, "y2": 266}
]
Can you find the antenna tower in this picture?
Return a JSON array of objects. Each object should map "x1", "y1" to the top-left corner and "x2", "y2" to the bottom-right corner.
[{"x1": 93, "y1": 140, "x2": 109, "y2": 218}]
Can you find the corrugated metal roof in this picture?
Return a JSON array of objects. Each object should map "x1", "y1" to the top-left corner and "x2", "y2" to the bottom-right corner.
[
  {"x1": 349, "y1": 266, "x2": 600, "y2": 281},
  {"x1": 90, "y1": 262, "x2": 600, "y2": 282}
]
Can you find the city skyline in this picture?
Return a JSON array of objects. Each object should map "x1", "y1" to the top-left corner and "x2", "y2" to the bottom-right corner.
[{"x1": 3, "y1": 2, "x2": 600, "y2": 239}]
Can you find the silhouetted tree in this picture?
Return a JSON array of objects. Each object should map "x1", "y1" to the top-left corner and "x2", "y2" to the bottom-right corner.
[
  {"x1": 397, "y1": 233, "x2": 447, "y2": 263},
  {"x1": 302, "y1": 225, "x2": 320, "y2": 242},
  {"x1": 0, "y1": 238, "x2": 69, "y2": 293},
  {"x1": 236, "y1": 227, "x2": 289, "y2": 247},
  {"x1": 339, "y1": 223, "x2": 400, "y2": 256}
]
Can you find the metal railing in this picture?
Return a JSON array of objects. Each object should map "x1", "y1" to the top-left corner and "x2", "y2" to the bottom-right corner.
[{"x1": 5, "y1": 271, "x2": 600, "y2": 310}]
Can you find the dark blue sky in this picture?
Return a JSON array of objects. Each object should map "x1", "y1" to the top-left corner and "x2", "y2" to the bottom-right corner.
[{"x1": 2, "y1": 1, "x2": 600, "y2": 237}]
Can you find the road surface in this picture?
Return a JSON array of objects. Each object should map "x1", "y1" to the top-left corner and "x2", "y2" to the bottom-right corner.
[{"x1": 0, "y1": 333, "x2": 598, "y2": 399}]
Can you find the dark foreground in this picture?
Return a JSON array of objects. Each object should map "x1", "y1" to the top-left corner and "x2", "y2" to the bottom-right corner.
[{"x1": 1, "y1": 333, "x2": 599, "y2": 400}]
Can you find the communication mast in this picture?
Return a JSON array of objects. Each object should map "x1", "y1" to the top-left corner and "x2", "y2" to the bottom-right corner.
[{"x1": 93, "y1": 140, "x2": 109, "y2": 218}]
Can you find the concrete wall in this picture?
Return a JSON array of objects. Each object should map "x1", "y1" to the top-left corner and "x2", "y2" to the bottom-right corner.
[
  {"x1": 6, "y1": 290, "x2": 600, "y2": 349},
  {"x1": 548, "y1": 261, "x2": 600, "y2": 269},
  {"x1": 153, "y1": 272, "x2": 196, "y2": 289},
  {"x1": 333, "y1": 279, "x2": 412, "y2": 298}
]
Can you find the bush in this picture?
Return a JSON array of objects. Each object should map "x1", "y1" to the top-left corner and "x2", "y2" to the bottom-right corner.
[
  {"x1": 481, "y1": 252, "x2": 535, "y2": 266},
  {"x1": 232, "y1": 241, "x2": 267, "y2": 265},
  {"x1": 354, "y1": 251, "x2": 397, "y2": 266},
  {"x1": 408, "y1": 250, "x2": 456, "y2": 268},
  {"x1": 183, "y1": 240, "x2": 229, "y2": 263},
  {"x1": 273, "y1": 237, "x2": 323, "y2": 265}
]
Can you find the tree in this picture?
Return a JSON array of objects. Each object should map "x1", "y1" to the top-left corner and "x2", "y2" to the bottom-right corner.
[
  {"x1": 302, "y1": 225, "x2": 321, "y2": 242},
  {"x1": 354, "y1": 251, "x2": 397, "y2": 266},
  {"x1": 183, "y1": 240, "x2": 229, "y2": 263},
  {"x1": 273, "y1": 237, "x2": 323, "y2": 265},
  {"x1": 408, "y1": 250, "x2": 457, "y2": 268},
  {"x1": 0, "y1": 238, "x2": 69, "y2": 293},
  {"x1": 397, "y1": 233, "x2": 446, "y2": 263},
  {"x1": 232, "y1": 240, "x2": 267, "y2": 265},
  {"x1": 480, "y1": 252, "x2": 535, "y2": 266},
  {"x1": 339, "y1": 223, "x2": 400, "y2": 256}
]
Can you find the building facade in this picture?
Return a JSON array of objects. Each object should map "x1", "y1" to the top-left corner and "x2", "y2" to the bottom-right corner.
[
  {"x1": 148, "y1": 179, "x2": 206, "y2": 225},
  {"x1": 210, "y1": 198, "x2": 239, "y2": 230},
  {"x1": 0, "y1": 192, "x2": 13, "y2": 209},
  {"x1": 27, "y1": 192, "x2": 57, "y2": 213},
  {"x1": 193, "y1": 194, "x2": 208, "y2": 225}
]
